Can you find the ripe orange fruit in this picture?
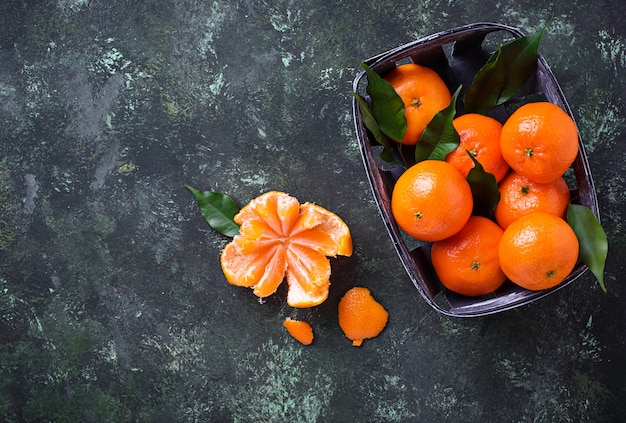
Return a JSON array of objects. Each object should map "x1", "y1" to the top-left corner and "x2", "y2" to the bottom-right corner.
[
  {"x1": 383, "y1": 63, "x2": 451, "y2": 145},
  {"x1": 446, "y1": 113, "x2": 509, "y2": 182},
  {"x1": 494, "y1": 171, "x2": 571, "y2": 229},
  {"x1": 220, "y1": 191, "x2": 353, "y2": 308},
  {"x1": 431, "y1": 216, "x2": 506, "y2": 297},
  {"x1": 338, "y1": 287, "x2": 388, "y2": 347},
  {"x1": 500, "y1": 102, "x2": 579, "y2": 183},
  {"x1": 391, "y1": 160, "x2": 473, "y2": 242},
  {"x1": 498, "y1": 212, "x2": 579, "y2": 291},
  {"x1": 283, "y1": 318, "x2": 314, "y2": 345}
]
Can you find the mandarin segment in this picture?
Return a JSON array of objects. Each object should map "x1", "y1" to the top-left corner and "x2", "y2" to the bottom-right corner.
[
  {"x1": 283, "y1": 317, "x2": 314, "y2": 345},
  {"x1": 338, "y1": 287, "x2": 388, "y2": 347},
  {"x1": 286, "y1": 243, "x2": 331, "y2": 297},
  {"x1": 300, "y1": 202, "x2": 353, "y2": 256},
  {"x1": 220, "y1": 192, "x2": 352, "y2": 308},
  {"x1": 220, "y1": 241, "x2": 286, "y2": 297}
]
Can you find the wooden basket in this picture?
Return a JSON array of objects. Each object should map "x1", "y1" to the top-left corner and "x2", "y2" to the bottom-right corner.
[{"x1": 351, "y1": 22, "x2": 599, "y2": 317}]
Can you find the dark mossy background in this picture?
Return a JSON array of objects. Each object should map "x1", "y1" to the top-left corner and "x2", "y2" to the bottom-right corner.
[{"x1": 1, "y1": 0, "x2": 625, "y2": 422}]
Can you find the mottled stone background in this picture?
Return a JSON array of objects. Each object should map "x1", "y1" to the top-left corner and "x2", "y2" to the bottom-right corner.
[{"x1": 1, "y1": 0, "x2": 624, "y2": 421}]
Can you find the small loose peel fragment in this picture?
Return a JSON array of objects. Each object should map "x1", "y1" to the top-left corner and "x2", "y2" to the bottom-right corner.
[
  {"x1": 338, "y1": 287, "x2": 388, "y2": 347},
  {"x1": 283, "y1": 317, "x2": 314, "y2": 345},
  {"x1": 220, "y1": 191, "x2": 352, "y2": 308}
]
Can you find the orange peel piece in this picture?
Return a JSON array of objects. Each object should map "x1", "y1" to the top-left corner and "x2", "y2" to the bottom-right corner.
[
  {"x1": 283, "y1": 317, "x2": 314, "y2": 345},
  {"x1": 338, "y1": 287, "x2": 389, "y2": 346}
]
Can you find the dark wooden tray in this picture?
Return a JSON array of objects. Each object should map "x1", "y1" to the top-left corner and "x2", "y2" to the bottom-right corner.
[{"x1": 351, "y1": 22, "x2": 600, "y2": 317}]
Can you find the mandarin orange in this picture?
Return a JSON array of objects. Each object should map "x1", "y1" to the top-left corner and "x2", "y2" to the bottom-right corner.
[
  {"x1": 446, "y1": 113, "x2": 509, "y2": 182},
  {"x1": 498, "y1": 212, "x2": 579, "y2": 291},
  {"x1": 431, "y1": 216, "x2": 506, "y2": 297},
  {"x1": 391, "y1": 160, "x2": 473, "y2": 242},
  {"x1": 500, "y1": 102, "x2": 579, "y2": 183},
  {"x1": 383, "y1": 63, "x2": 451, "y2": 145},
  {"x1": 494, "y1": 171, "x2": 571, "y2": 229}
]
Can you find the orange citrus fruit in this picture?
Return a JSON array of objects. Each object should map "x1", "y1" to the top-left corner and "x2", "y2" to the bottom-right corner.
[
  {"x1": 383, "y1": 63, "x2": 451, "y2": 145},
  {"x1": 391, "y1": 160, "x2": 473, "y2": 242},
  {"x1": 498, "y1": 212, "x2": 579, "y2": 291},
  {"x1": 446, "y1": 113, "x2": 509, "y2": 182},
  {"x1": 338, "y1": 287, "x2": 388, "y2": 347},
  {"x1": 431, "y1": 216, "x2": 506, "y2": 297},
  {"x1": 283, "y1": 318, "x2": 314, "y2": 345},
  {"x1": 220, "y1": 191, "x2": 352, "y2": 308},
  {"x1": 500, "y1": 102, "x2": 579, "y2": 183},
  {"x1": 494, "y1": 170, "x2": 571, "y2": 229}
]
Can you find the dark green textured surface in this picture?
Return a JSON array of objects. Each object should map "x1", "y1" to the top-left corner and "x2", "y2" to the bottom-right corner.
[{"x1": 1, "y1": 1, "x2": 625, "y2": 421}]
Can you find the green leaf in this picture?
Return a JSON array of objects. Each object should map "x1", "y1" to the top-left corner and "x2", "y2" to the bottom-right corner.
[
  {"x1": 464, "y1": 22, "x2": 549, "y2": 114},
  {"x1": 463, "y1": 47, "x2": 505, "y2": 114},
  {"x1": 185, "y1": 185, "x2": 240, "y2": 237},
  {"x1": 352, "y1": 92, "x2": 394, "y2": 162},
  {"x1": 567, "y1": 204, "x2": 608, "y2": 292},
  {"x1": 465, "y1": 153, "x2": 500, "y2": 217},
  {"x1": 359, "y1": 62, "x2": 407, "y2": 141},
  {"x1": 414, "y1": 86, "x2": 462, "y2": 163}
]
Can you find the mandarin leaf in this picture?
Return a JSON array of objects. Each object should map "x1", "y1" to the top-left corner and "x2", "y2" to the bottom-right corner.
[
  {"x1": 496, "y1": 25, "x2": 547, "y2": 105},
  {"x1": 359, "y1": 62, "x2": 407, "y2": 141},
  {"x1": 185, "y1": 184, "x2": 240, "y2": 237},
  {"x1": 465, "y1": 153, "x2": 500, "y2": 217},
  {"x1": 464, "y1": 22, "x2": 549, "y2": 114},
  {"x1": 352, "y1": 92, "x2": 394, "y2": 162},
  {"x1": 414, "y1": 85, "x2": 462, "y2": 163},
  {"x1": 497, "y1": 22, "x2": 548, "y2": 102},
  {"x1": 567, "y1": 204, "x2": 608, "y2": 292},
  {"x1": 463, "y1": 46, "x2": 505, "y2": 114}
]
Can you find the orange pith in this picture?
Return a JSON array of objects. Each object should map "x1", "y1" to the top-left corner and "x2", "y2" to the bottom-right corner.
[
  {"x1": 220, "y1": 191, "x2": 352, "y2": 308},
  {"x1": 446, "y1": 113, "x2": 509, "y2": 182},
  {"x1": 500, "y1": 102, "x2": 579, "y2": 183},
  {"x1": 383, "y1": 63, "x2": 452, "y2": 145},
  {"x1": 283, "y1": 318, "x2": 314, "y2": 345},
  {"x1": 495, "y1": 171, "x2": 571, "y2": 229},
  {"x1": 391, "y1": 160, "x2": 473, "y2": 242},
  {"x1": 431, "y1": 216, "x2": 506, "y2": 297},
  {"x1": 338, "y1": 287, "x2": 388, "y2": 347},
  {"x1": 498, "y1": 212, "x2": 579, "y2": 291}
]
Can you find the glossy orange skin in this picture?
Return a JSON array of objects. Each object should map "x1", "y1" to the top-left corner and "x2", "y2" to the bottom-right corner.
[
  {"x1": 495, "y1": 171, "x2": 571, "y2": 229},
  {"x1": 431, "y1": 216, "x2": 506, "y2": 297},
  {"x1": 391, "y1": 160, "x2": 473, "y2": 242},
  {"x1": 498, "y1": 212, "x2": 579, "y2": 291},
  {"x1": 500, "y1": 102, "x2": 579, "y2": 183},
  {"x1": 383, "y1": 63, "x2": 451, "y2": 145},
  {"x1": 446, "y1": 113, "x2": 509, "y2": 182}
]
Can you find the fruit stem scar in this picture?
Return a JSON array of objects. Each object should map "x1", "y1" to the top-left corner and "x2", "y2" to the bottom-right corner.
[
  {"x1": 547, "y1": 270, "x2": 555, "y2": 278},
  {"x1": 521, "y1": 185, "x2": 530, "y2": 194},
  {"x1": 414, "y1": 211, "x2": 423, "y2": 220},
  {"x1": 471, "y1": 261, "x2": 481, "y2": 270},
  {"x1": 411, "y1": 98, "x2": 422, "y2": 108},
  {"x1": 525, "y1": 148, "x2": 534, "y2": 157}
]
